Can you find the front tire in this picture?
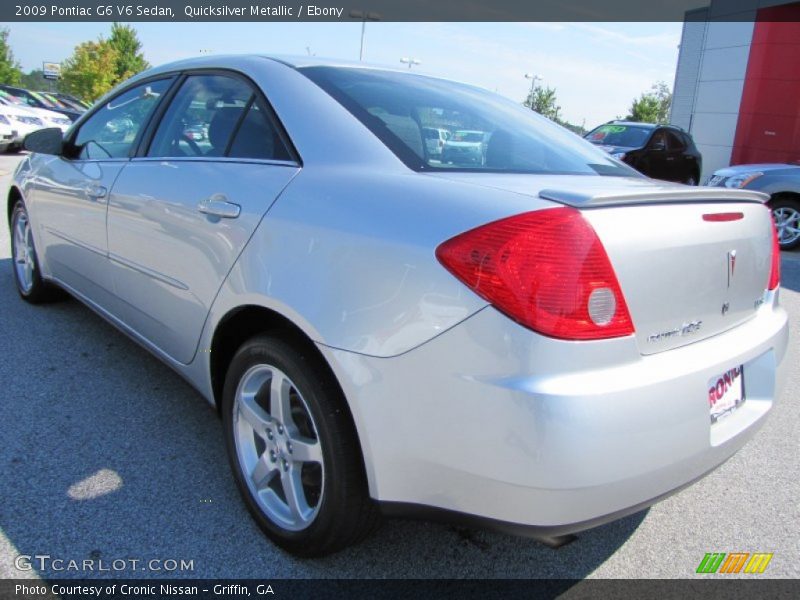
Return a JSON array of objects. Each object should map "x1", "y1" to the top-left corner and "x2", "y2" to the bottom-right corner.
[
  {"x1": 222, "y1": 334, "x2": 380, "y2": 556},
  {"x1": 10, "y1": 200, "x2": 63, "y2": 304},
  {"x1": 770, "y1": 196, "x2": 800, "y2": 251}
]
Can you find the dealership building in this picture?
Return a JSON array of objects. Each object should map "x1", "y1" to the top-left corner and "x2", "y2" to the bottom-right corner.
[{"x1": 670, "y1": 0, "x2": 800, "y2": 180}]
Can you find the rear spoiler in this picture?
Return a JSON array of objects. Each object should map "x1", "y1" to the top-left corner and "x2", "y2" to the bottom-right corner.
[{"x1": 539, "y1": 187, "x2": 770, "y2": 209}]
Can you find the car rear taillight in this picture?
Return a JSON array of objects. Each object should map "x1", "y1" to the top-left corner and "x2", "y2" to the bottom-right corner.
[
  {"x1": 768, "y1": 212, "x2": 780, "y2": 290},
  {"x1": 436, "y1": 207, "x2": 635, "y2": 340}
]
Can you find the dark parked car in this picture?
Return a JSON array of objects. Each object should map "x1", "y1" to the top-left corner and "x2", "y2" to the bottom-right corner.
[
  {"x1": 585, "y1": 121, "x2": 702, "y2": 185},
  {"x1": 707, "y1": 163, "x2": 800, "y2": 250},
  {"x1": 0, "y1": 84, "x2": 82, "y2": 122}
]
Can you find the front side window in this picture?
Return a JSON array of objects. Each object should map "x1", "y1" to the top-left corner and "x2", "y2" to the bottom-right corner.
[
  {"x1": 72, "y1": 78, "x2": 172, "y2": 160},
  {"x1": 301, "y1": 66, "x2": 637, "y2": 176},
  {"x1": 148, "y1": 74, "x2": 290, "y2": 161}
]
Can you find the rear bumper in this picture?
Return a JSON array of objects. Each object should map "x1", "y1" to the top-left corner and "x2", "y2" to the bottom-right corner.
[{"x1": 320, "y1": 292, "x2": 789, "y2": 531}]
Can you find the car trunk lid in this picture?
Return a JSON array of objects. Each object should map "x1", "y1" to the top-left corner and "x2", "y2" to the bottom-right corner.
[
  {"x1": 426, "y1": 173, "x2": 773, "y2": 355},
  {"x1": 581, "y1": 201, "x2": 773, "y2": 355}
]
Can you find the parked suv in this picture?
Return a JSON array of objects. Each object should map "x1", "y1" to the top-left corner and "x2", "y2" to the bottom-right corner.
[
  {"x1": 422, "y1": 126, "x2": 449, "y2": 159},
  {"x1": 585, "y1": 121, "x2": 702, "y2": 185}
]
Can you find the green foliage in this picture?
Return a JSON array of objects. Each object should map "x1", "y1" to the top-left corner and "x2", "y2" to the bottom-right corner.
[
  {"x1": 19, "y1": 70, "x2": 50, "y2": 91},
  {"x1": 60, "y1": 23, "x2": 149, "y2": 102},
  {"x1": 525, "y1": 85, "x2": 561, "y2": 121},
  {"x1": 0, "y1": 28, "x2": 22, "y2": 85},
  {"x1": 60, "y1": 40, "x2": 119, "y2": 102},
  {"x1": 522, "y1": 84, "x2": 585, "y2": 135},
  {"x1": 627, "y1": 81, "x2": 672, "y2": 124},
  {"x1": 108, "y1": 22, "x2": 149, "y2": 81}
]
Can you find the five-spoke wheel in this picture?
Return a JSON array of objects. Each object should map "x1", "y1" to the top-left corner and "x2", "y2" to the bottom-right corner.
[
  {"x1": 10, "y1": 200, "x2": 63, "y2": 303},
  {"x1": 233, "y1": 364, "x2": 324, "y2": 531},
  {"x1": 222, "y1": 335, "x2": 379, "y2": 556}
]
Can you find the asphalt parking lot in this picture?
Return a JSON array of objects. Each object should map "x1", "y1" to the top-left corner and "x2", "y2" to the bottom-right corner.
[{"x1": 0, "y1": 152, "x2": 797, "y2": 580}]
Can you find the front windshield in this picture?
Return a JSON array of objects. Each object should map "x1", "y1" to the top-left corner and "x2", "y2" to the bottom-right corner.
[
  {"x1": 585, "y1": 124, "x2": 652, "y2": 148},
  {"x1": 29, "y1": 90, "x2": 60, "y2": 108},
  {"x1": 0, "y1": 90, "x2": 26, "y2": 107},
  {"x1": 39, "y1": 92, "x2": 68, "y2": 108},
  {"x1": 300, "y1": 66, "x2": 637, "y2": 176}
]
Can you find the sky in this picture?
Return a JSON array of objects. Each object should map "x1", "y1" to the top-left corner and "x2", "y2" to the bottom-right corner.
[{"x1": 2, "y1": 21, "x2": 683, "y2": 127}]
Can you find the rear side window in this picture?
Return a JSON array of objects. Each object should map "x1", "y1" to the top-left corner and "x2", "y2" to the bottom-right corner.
[
  {"x1": 228, "y1": 102, "x2": 291, "y2": 160},
  {"x1": 148, "y1": 73, "x2": 290, "y2": 161}
]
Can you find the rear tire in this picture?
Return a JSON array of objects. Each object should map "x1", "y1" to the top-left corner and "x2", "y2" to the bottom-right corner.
[
  {"x1": 770, "y1": 195, "x2": 800, "y2": 251},
  {"x1": 221, "y1": 334, "x2": 380, "y2": 556},
  {"x1": 10, "y1": 200, "x2": 64, "y2": 304}
]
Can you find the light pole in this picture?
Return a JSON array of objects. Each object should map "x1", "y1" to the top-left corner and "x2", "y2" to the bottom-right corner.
[
  {"x1": 349, "y1": 10, "x2": 381, "y2": 61},
  {"x1": 400, "y1": 57, "x2": 421, "y2": 69},
  {"x1": 525, "y1": 73, "x2": 541, "y2": 108}
]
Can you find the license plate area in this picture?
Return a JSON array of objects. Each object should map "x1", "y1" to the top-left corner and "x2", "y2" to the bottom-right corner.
[{"x1": 708, "y1": 365, "x2": 745, "y2": 424}]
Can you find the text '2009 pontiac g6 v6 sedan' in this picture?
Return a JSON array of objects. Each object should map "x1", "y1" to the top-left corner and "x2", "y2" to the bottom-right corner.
[{"x1": 9, "y1": 55, "x2": 788, "y2": 556}]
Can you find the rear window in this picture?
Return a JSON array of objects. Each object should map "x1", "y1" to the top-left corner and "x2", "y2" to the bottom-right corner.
[
  {"x1": 585, "y1": 124, "x2": 652, "y2": 148},
  {"x1": 300, "y1": 66, "x2": 637, "y2": 177}
]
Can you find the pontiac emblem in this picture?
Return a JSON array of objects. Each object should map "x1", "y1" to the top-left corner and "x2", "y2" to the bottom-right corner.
[
  {"x1": 721, "y1": 302, "x2": 730, "y2": 316},
  {"x1": 727, "y1": 250, "x2": 737, "y2": 288}
]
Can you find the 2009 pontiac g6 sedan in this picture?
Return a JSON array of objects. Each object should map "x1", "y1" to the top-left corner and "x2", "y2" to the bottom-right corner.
[{"x1": 9, "y1": 55, "x2": 789, "y2": 557}]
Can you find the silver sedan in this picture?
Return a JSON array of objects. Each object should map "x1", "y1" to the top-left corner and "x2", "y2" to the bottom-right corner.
[{"x1": 8, "y1": 55, "x2": 789, "y2": 556}]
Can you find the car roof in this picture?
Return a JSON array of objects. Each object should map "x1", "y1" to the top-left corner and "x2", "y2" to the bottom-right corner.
[{"x1": 137, "y1": 54, "x2": 487, "y2": 93}]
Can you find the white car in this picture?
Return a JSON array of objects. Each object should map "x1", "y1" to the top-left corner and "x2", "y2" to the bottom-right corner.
[
  {"x1": 0, "y1": 93, "x2": 71, "y2": 135},
  {"x1": 0, "y1": 117, "x2": 14, "y2": 152},
  {"x1": 0, "y1": 103, "x2": 47, "y2": 150}
]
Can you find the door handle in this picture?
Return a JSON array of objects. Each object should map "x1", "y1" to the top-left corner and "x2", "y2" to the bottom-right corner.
[
  {"x1": 85, "y1": 184, "x2": 107, "y2": 201},
  {"x1": 197, "y1": 195, "x2": 241, "y2": 219}
]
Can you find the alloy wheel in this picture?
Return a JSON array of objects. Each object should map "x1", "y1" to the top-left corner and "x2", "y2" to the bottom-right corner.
[
  {"x1": 12, "y1": 209, "x2": 36, "y2": 294},
  {"x1": 233, "y1": 364, "x2": 324, "y2": 531},
  {"x1": 773, "y1": 206, "x2": 800, "y2": 248}
]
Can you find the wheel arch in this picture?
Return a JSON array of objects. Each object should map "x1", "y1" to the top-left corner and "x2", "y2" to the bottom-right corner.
[
  {"x1": 208, "y1": 303, "x2": 376, "y2": 495},
  {"x1": 767, "y1": 190, "x2": 800, "y2": 206},
  {"x1": 209, "y1": 304, "x2": 376, "y2": 485}
]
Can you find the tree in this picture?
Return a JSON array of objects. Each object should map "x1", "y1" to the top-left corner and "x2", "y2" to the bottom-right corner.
[
  {"x1": 19, "y1": 69, "x2": 49, "y2": 91},
  {"x1": 60, "y1": 24, "x2": 149, "y2": 102},
  {"x1": 108, "y1": 23, "x2": 149, "y2": 81},
  {"x1": 60, "y1": 40, "x2": 119, "y2": 102},
  {"x1": 0, "y1": 28, "x2": 22, "y2": 85},
  {"x1": 627, "y1": 81, "x2": 672, "y2": 124},
  {"x1": 525, "y1": 85, "x2": 561, "y2": 122}
]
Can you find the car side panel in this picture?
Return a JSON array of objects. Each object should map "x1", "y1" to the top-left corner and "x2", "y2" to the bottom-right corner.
[
  {"x1": 196, "y1": 168, "x2": 557, "y2": 361},
  {"x1": 106, "y1": 159, "x2": 299, "y2": 364},
  {"x1": 25, "y1": 154, "x2": 127, "y2": 315}
]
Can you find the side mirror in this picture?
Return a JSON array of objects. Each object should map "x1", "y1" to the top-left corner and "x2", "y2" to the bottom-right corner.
[{"x1": 23, "y1": 127, "x2": 64, "y2": 155}]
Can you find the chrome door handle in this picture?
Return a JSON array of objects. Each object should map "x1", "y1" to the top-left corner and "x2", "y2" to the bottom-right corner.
[
  {"x1": 197, "y1": 195, "x2": 240, "y2": 219},
  {"x1": 85, "y1": 184, "x2": 107, "y2": 201}
]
